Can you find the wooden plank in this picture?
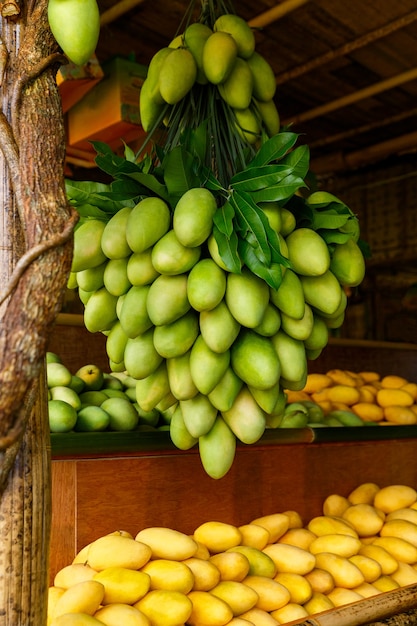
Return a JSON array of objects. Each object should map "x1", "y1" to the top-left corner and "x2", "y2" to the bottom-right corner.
[{"x1": 50, "y1": 461, "x2": 77, "y2": 583}]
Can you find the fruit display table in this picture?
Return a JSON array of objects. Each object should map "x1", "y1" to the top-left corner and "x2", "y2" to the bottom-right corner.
[{"x1": 50, "y1": 428, "x2": 417, "y2": 584}]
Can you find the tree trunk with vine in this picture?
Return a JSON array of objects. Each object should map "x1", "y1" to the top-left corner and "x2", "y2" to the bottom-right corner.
[{"x1": 0, "y1": 1, "x2": 76, "y2": 623}]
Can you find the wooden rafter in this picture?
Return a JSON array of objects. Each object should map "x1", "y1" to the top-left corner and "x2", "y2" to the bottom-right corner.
[
  {"x1": 282, "y1": 66, "x2": 417, "y2": 126},
  {"x1": 275, "y1": 9, "x2": 417, "y2": 85},
  {"x1": 248, "y1": 0, "x2": 311, "y2": 28},
  {"x1": 100, "y1": 0, "x2": 147, "y2": 26}
]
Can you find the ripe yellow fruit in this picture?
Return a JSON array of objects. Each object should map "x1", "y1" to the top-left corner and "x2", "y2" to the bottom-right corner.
[
  {"x1": 242, "y1": 575, "x2": 291, "y2": 612},
  {"x1": 349, "y1": 554, "x2": 382, "y2": 583},
  {"x1": 314, "y1": 553, "x2": 364, "y2": 589},
  {"x1": 182, "y1": 557, "x2": 221, "y2": 591},
  {"x1": 135, "y1": 589, "x2": 193, "y2": 626},
  {"x1": 210, "y1": 580, "x2": 259, "y2": 615},
  {"x1": 210, "y1": 551, "x2": 251, "y2": 582},
  {"x1": 94, "y1": 603, "x2": 151, "y2": 626},
  {"x1": 52, "y1": 580, "x2": 105, "y2": 619},
  {"x1": 187, "y1": 590, "x2": 233, "y2": 625},
  {"x1": 194, "y1": 521, "x2": 242, "y2": 554},
  {"x1": 250, "y1": 514, "x2": 290, "y2": 544},
  {"x1": 274, "y1": 572, "x2": 312, "y2": 604},
  {"x1": 141, "y1": 559, "x2": 194, "y2": 593},
  {"x1": 263, "y1": 544, "x2": 316, "y2": 576},
  {"x1": 54, "y1": 563, "x2": 98, "y2": 589},
  {"x1": 373, "y1": 484, "x2": 417, "y2": 513},
  {"x1": 309, "y1": 534, "x2": 362, "y2": 558},
  {"x1": 238, "y1": 524, "x2": 270, "y2": 550},
  {"x1": 342, "y1": 504, "x2": 385, "y2": 537},
  {"x1": 86, "y1": 535, "x2": 152, "y2": 571},
  {"x1": 93, "y1": 567, "x2": 150, "y2": 605},
  {"x1": 135, "y1": 527, "x2": 198, "y2": 560}
]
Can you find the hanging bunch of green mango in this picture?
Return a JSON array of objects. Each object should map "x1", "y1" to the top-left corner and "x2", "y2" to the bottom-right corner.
[{"x1": 67, "y1": 0, "x2": 369, "y2": 479}]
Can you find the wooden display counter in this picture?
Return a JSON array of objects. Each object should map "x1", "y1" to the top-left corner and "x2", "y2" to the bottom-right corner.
[{"x1": 50, "y1": 430, "x2": 417, "y2": 583}]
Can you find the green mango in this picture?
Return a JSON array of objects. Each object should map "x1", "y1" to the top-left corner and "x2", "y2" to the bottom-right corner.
[
  {"x1": 214, "y1": 13, "x2": 255, "y2": 59},
  {"x1": 222, "y1": 386, "x2": 266, "y2": 445},
  {"x1": 166, "y1": 351, "x2": 199, "y2": 401},
  {"x1": 153, "y1": 310, "x2": 199, "y2": 358},
  {"x1": 126, "y1": 197, "x2": 171, "y2": 254},
  {"x1": 124, "y1": 329, "x2": 163, "y2": 380},
  {"x1": 330, "y1": 238, "x2": 366, "y2": 287},
  {"x1": 279, "y1": 207, "x2": 296, "y2": 237},
  {"x1": 233, "y1": 106, "x2": 260, "y2": 144},
  {"x1": 119, "y1": 285, "x2": 152, "y2": 338},
  {"x1": 227, "y1": 546, "x2": 276, "y2": 578},
  {"x1": 147, "y1": 47, "x2": 174, "y2": 103},
  {"x1": 231, "y1": 329, "x2": 280, "y2": 391},
  {"x1": 100, "y1": 207, "x2": 132, "y2": 259},
  {"x1": 326, "y1": 409, "x2": 365, "y2": 427},
  {"x1": 139, "y1": 76, "x2": 168, "y2": 132},
  {"x1": 208, "y1": 367, "x2": 243, "y2": 413},
  {"x1": 103, "y1": 257, "x2": 131, "y2": 296},
  {"x1": 173, "y1": 187, "x2": 218, "y2": 248},
  {"x1": 76, "y1": 261, "x2": 106, "y2": 292},
  {"x1": 218, "y1": 58, "x2": 253, "y2": 109},
  {"x1": 271, "y1": 330, "x2": 307, "y2": 387},
  {"x1": 281, "y1": 303, "x2": 314, "y2": 341},
  {"x1": 199, "y1": 416, "x2": 236, "y2": 480},
  {"x1": 199, "y1": 300, "x2": 241, "y2": 354},
  {"x1": 180, "y1": 394, "x2": 218, "y2": 438},
  {"x1": 187, "y1": 258, "x2": 226, "y2": 312},
  {"x1": 105, "y1": 321, "x2": 129, "y2": 365},
  {"x1": 300, "y1": 270, "x2": 343, "y2": 316},
  {"x1": 48, "y1": 0, "x2": 100, "y2": 66},
  {"x1": 159, "y1": 48, "x2": 197, "y2": 104},
  {"x1": 270, "y1": 269, "x2": 305, "y2": 320},
  {"x1": 254, "y1": 98, "x2": 280, "y2": 137},
  {"x1": 127, "y1": 249, "x2": 160, "y2": 286},
  {"x1": 169, "y1": 405, "x2": 198, "y2": 451},
  {"x1": 135, "y1": 362, "x2": 171, "y2": 412},
  {"x1": 189, "y1": 335, "x2": 230, "y2": 395},
  {"x1": 253, "y1": 303, "x2": 281, "y2": 337},
  {"x1": 83, "y1": 287, "x2": 118, "y2": 333},
  {"x1": 246, "y1": 51, "x2": 276, "y2": 101},
  {"x1": 286, "y1": 228, "x2": 330, "y2": 277},
  {"x1": 226, "y1": 268, "x2": 269, "y2": 328},
  {"x1": 279, "y1": 410, "x2": 309, "y2": 429},
  {"x1": 72, "y1": 219, "x2": 107, "y2": 273},
  {"x1": 248, "y1": 383, "x2": 282, "y2": 414},
  {"x1": 184, "y1": 22, "x2": 213, "y2": 84},
  {"x1": 151, "y1": 229, "x2": 201, "y2": 275},
  {"x1": 303, "y1": 314, "x2": 329, "y2": 351},
  {"x1": 146, "y1": 274, "x2": 190, "y2": 326},
  {"x1": 202, "y1": 31, "x2": 238, "y2": 84}
]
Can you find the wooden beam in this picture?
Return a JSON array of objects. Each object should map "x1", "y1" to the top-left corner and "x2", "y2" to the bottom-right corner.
[
  {"x1": 310, "y1": 129, "x2": 417, "y2": 175},
  {"x1": 100, "y1": 0, "x2": 147, "y2": 26},
  {"x1": 282, "y1": 66, "x2": 417, "y2": 126},
  {"x1": 248, "y1": 0, "x2": 311, "y2": 28},
  {"x1": 275, "y1": 9, "x2": 417, "y2": 85}
]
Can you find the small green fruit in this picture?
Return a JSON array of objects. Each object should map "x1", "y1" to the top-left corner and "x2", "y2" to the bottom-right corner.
[
  {"x1": 48, "y1": 0, "x2": 100, "y2": 66},
  {"x1": 48, "y1": 399, "x2": 77, "y2": 433}
]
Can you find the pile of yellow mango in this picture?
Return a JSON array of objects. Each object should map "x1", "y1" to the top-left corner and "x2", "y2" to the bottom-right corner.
[
  {"x1": 48, "y1": 483, "x2": 417, "y2": 625},
  {"x1": 287, "y1": 369, "x2": 417, "y2": 426}
]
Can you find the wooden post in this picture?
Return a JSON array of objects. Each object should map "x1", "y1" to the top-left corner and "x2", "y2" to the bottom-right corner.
[{"x1": 0, "y1": 2, "x2": 76, "y2": 624}]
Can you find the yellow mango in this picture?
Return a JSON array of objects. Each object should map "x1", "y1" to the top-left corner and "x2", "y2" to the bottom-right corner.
[
  {"x1": 274, "y1": 572, "x2": 312, "y2": 604},
  {"x1": 309, "y1": 534, "x2": 362, "y2": 558},
  {"x1": 141, "y1": 559, "x2": 194, "y2": 593},
  {"x1": 48, "y1": 587, "x2": 66, "y2": 622},
  {"x1": 325, "y1": 385, "x2": 361, "y2": 406},
  {"x1": 94, "y1": 603, "x2": 151, "y2": 626},
  {"x1": 358, "y1": 544, "x2": 399, "y2": 575},
  {"x1": 278, "y1": 528, "x2": 317, "y2": 551},
  {"x1": 135, "y1": 527, "x2": 198, "y2": 560},
  {"x1": 401, "y1": 382, "x2": 417, "y2": 400},
  {"x1": 372, "y1": 575, "x2": 400, "y2": 592},
  {"x1": 349, "y1": 554, "x2": 382, "y2": 583},
  {"x1": 380, "y1": 518, "x2": 417, "y2": 547},
  {"x1": 384, "y1": 405, "x2": 417, "y2": 424},
  {"x1": 53, "y1": 580, "x2": 105, "y2": 619},
  {"x1": 238, "y1": 524, "x2": 270, "y2": 550},
  {"x1": 327, "y1": 587, "x2": 364, "y2": 607},
  {"x1": 322, "y1": 494, "x2": 350, "y2": 518},
  {"x1": 304, "y1": 568, "x2": 335, "y2": 594},
  {"x1": 262, "y1": 543, "x2": 315, "y2": 575},
  {"x1": 372, "y1": 536, "x2": 417, "y2": 563},
  {"x1": 352, "y1": 402, "x2": 385, "y2": 422},
  {"x1": 210, "y1": 580, "x2": 259, "y2": 615},
  {"x1": 281, "y1": 510, "x2": 303, "y2": 530},
  {"x1": 54, "y1": 563, "x2": 98, "y2": 589},
  {"x1": 391, "y1": 561, "x2": 417, "y2": 586},
  {"x1": 314, "y1": 553, "x2": 364, "y2": 588},
  {"x1": 348, "y1": 482, "x2": 380, "y2": 505},
  {"x1": 194, "y1": 521, "x2": 242, "y2": 554},
  {"x1": 210, "y1": 551, "x2": 251, "y2": 582},
  {"x1": 270, "y1": 603, "x2": 308, "y2": 623},
  {"x1": 225, "y1": 619, "x2": 257, "y2": 626},
  {"x1": 227, "y1": 546, "x2": 277, "y2": 579},
  {"x1": 86, "y1": 535, "x2": 152, "y2": 571},
  {"x1": 202, "y1": 31, "x2": 238, "y2": 84},
  {"x1": 50, "y1": 615, "x2": 105, "y2": 626},
  {"x1": 242, "y1": 575, "x2": 290, "y2": 612},
  {"x1": 93, "y1": 567, "x2": 150, "y2": 605},
  {"x1": 135, "y1": 589, "x2": 192, "y2": 626},
  {"x1": 381, "y1": 374, "x2": 408, "y2": 389},
  {"x1": 307, "y1": 515, "x2": 358, "y2": 538},
  {"x1": 183, "y1": 557, "x2": 221, "y2": 591},
  {"x1": 342, "y1": 503, "x2": 385, "y2": 537},
  {"x1": 239, "y1": 607, "x2": 280, "y2": 625},
  {"x1": 250, "y1": 513, "x2": 289, "y2": 544},
  {"x1": 303, "y1": 591, "x2": 335, "y2": 615},
  {"x1": 387, "y1": 508, "x2": 417, "y2": 525},
  {"x1": 373, "y1": 484, "x2": 417, "y2": 512},
  {"x1": 377, "y1": 388, "x2": 414, "y2": 408},
  {"x1": 302, "y1": 372, "x2": 333, "y2": 394},
  {"x1": 351, "y1": 582, "x2": 381, "y2": 598},
  {"x1": 187, "y1": 590, "x2": 233, "y2": 626}
]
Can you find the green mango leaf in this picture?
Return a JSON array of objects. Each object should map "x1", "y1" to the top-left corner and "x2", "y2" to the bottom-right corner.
[
  {"x1": 197, "y1": 164, "x2": 225, "y2": 193},
  {"x1": 250, "y1": 174, "x2": 307, "y2": 204},
  {"x1": 65, "y1": 180, "x2": 125, "y2": 216},
  {"x1": 238, "y1": 239, "x2": 283, "y2": 290},
  {"x1": 231, "y1": 191, "x2": 271, "y2": 265},
  {"x1": 213, "y1": 200, "x2": 235, "y2": 237},
  {"x1": 212, "y1": 224, "x2": 241, "y2": 273},
  {"x1": 280, "y1": 144, "x2": 310, "y2": 180},
  {"x1": 122, "y1": 172, "x2": 169, "y2": 203},
  {"x1": 310, "y1": 209, "x2": 352, "y2": 231},
  {"x1": 248, "y1": 132, "x2": 299, "y2": 168},
  {"x1": 319, "y1": 230, "x2": 353, "y2": 246},
  {"x1": 91, "y1": 141, "x2": 142, "y2": 177},
  {"x1": 230, "y1": 164, "x2": 294, "y2": 192},
  {"x1": 162, "y1": 146, "x2": 201, "y2": 206}
]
